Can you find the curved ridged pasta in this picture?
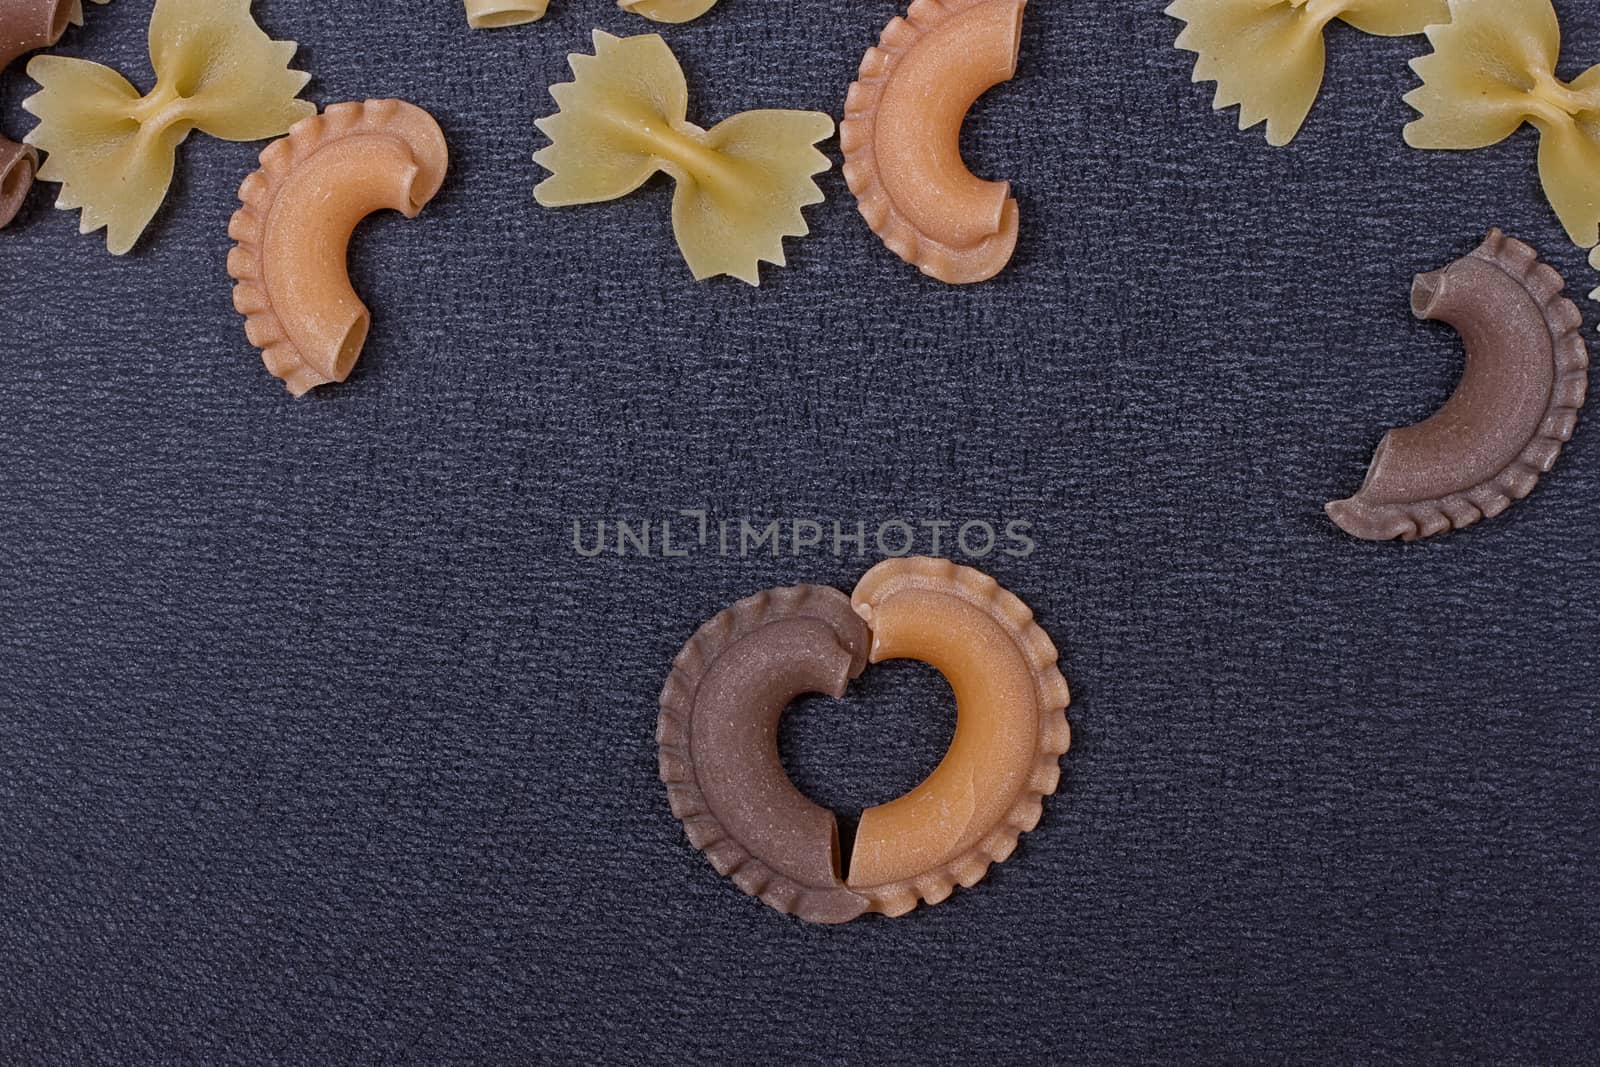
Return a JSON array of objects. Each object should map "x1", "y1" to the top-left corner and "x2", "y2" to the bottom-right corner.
[
  {"x1": 841, "y1": 0, "x2": 1026, "y2": 285},
  {"x1": 0, "y1": 0, "x2": 107, "y2": 230},
  {"x1": 619, "y1": 0, "x2": 719, "y2": 23},
  {"x1": 227, "y1": 100, "x2": 449, "y2": 397},
  {"x1": 1405, "y1": 0, "x2": 1600, "y2": 248},
  {"x1": 1328, "y1": 231, "x2": 1589, "y2": 541},
  {"x1": 1167, "y1": 0, "x2": 1448, "y2": 147},
  {"x1": 463, "y1": 0, "x2": 548, "y2": 28},
  {"x1": 846, "y1": 557, "x2": 1071, "y2": 916},
  {"x1": 657, "y1": 585, "x2": 874, "y2": 925},
  {"x1": 533, "y1": 31, "x2": 833, "y2": 286},
  {"x1": 22, "y1": 0, "x2": 312, "y2": 254}
]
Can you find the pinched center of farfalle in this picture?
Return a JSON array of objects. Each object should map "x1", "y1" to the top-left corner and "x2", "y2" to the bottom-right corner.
[
  {"x1": 123, "y1": 80, "x2": 201, "y2": 137},
  {"x1": 1167, "y1": 0, "x2": 1449, "y2": 147},
  {"x1": 1526, "y1": 69, "x2": 1600, "y2": 124},
  {"x1": 595, "y1": 107, "x2": 752, "y2": 207},
  {"x1": 1285, "y1": 0, "x2": 1351, "y2": 26}
]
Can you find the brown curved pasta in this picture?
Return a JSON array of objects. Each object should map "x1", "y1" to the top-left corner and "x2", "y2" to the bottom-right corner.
[
  {"x1": 1328, "y1": 230, "x2": 1589, "y2": 541},
  {"x1": 841, "y1": 0, "x2": 1025, "y2": 284},
  {"x1": 657, "y1": 585, "x2": 873, "y2": 924},
  {"x1": 0, "y1": 136, "x2": 33, "y2": 229},
  {"x1": 228, "y1": 100, "x2": 449, "y2": 397},
  {"x1": 0, "y1": 0, "x2": 73, "y2": 75}
]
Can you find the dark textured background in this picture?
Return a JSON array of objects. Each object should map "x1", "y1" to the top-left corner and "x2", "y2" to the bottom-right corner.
[{"x1": 2, "y1": 0, "x2": 1598, "y2": 1062}]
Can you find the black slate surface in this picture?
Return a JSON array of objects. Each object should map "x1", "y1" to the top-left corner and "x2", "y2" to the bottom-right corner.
[{"x1": 2, "y1": 1, "x2": 1598, "y2": 1062}]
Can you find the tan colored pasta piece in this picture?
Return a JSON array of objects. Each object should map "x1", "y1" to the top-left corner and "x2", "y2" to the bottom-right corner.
[
  {"x1": 846, "y1": 557, "x2": 1071, "y2": 917},
  {"x1": 463, "y1": 0, "x2": 547, "y2": 29},
  {"x1": 22, "y1": 0, "x2": 312, "y2": 254},
  {"x1": 619, "y1": 0, "x2": 718, "y2": 23},
  {"x1": 841, "y1": 0, "x2": 1027, "y2": 284},
  {"x1": 1167, "y1": 0, "x2": 1448, "y2": 146},
  {"x1": 1405, "y1": 0, "x2": 1600, "y2": 248},
  {"x1": 227, "y1": 100, "x2": 449, "y2": 397}
]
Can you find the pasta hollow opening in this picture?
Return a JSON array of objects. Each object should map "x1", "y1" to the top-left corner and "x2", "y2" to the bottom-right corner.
[
  {"x1": 43, "y1": 0, "x2": 73, "y2": 45},
  {"x1": 463, "y1": 0, "x2": 549, "y2": 29},
  {"x1": 0, "y1": 147, "x2": 34, "y2": 218},
  {"x1": 332, "y1": 314, "x2": 371, "y2": 382}
]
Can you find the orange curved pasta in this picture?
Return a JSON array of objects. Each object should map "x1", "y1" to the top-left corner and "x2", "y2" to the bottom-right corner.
[
  {"x1": 846, "y1": 557, "x2": 1071, "y2": 916},
  {"x1": 841, "y1": 0, "x2": 1025, "y2": 284},
  {"x1": 228, "y1": 100, "x2": 449, "y2": 397}
]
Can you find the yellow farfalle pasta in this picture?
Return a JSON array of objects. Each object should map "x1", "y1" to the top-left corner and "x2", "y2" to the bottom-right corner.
[
  {"x1": 1167, "y1": 0, "x2": 1448, "y2": 146},
  {"x1": 619, "y1": 0, "x2": 719, "y2": 23},
  {"x1": 464, "y1": 0, "x2": 548, "y2": 28},
  {"x1": 1405, "y1": 0, "x2": 1600, "y2": 249},
  {"x1": 533, "y1": 31, "x2": 833, "y2": 286},
  {"x1": 22, "y1": 0, "x2": 313, "y2": 254},
  {"x1": 229, "y1": 100, "x2": 450, "y2": 397}
]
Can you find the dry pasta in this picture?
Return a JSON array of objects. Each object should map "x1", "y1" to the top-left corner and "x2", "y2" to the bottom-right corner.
[
  {"x1": 533, "y1": 31, "x2": 832, "y2": 286},
  {"x1": 1167, "y1": 0, "x2": 1448, "y2": 146},
  {"x1": 463, "y1": 0, "x2": 548, "y2": 29},
  {"x1": 22, "y1": 0, "x2": 312, "y2": 254},
  {"x1": 841, "y1": 0, "x2": 1026, "y2": 285},
  {"x1": 228, "y1": 100, "x2": 450, "y2": 397},
  {"x1": 1405, "y1": 0, "x2": 1600, "y2": 249}
]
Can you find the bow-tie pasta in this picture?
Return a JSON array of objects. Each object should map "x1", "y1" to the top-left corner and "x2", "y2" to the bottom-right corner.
[
  {"x1": 23, "y1": 0, "x2": 313, "y2": 253},
  {"x1": 1405, "y1": 0, "x2": 1600, "y2": 249}
]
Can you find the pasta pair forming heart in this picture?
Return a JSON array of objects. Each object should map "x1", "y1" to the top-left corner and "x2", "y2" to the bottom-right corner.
[
  {"x1": 1170, "y1": 0, "x2": 1600, "y2": 253},
  {"x1": 22, "y1": 0, "x2": 313, "y2": 254}
]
